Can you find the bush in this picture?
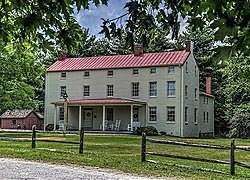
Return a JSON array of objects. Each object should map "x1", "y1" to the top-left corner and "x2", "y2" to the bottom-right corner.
[
  {"x1": 134, "y1": 126, "x2": 158, "y2": 136},
  {"x1": 45, "y1": 124, "x2": 59, "y2": 131},
  {"x1": 228, "y1": 108, "x2": 250, "y2": 138},
  {"x1": 159, "y1": 131, "x2": 166, "y2": 135}
]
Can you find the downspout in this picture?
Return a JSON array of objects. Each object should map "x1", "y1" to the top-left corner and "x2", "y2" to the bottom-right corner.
[
  {"x1": 44, "y1": 72, "x2": 48, "y2": 131},
  {"x1": 180, "y1": 64, "x2": 184, "y2": 137}
]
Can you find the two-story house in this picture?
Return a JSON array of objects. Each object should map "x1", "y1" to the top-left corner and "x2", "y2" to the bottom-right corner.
[{"x1": 44, "y1": 41, "x2": 214, "y2": 137}]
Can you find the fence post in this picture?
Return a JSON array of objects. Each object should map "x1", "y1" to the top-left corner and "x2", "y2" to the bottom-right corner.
[
  {"x1": 31, "y1": 125, "x2": 36, "y2": 149},
  {"x1": 79, "y1": 127, "x2": 84, "y2": 154},
  {"x1": 230, "y1": 139, "x2": 235, "y2": 175},
  {"x1": 141, "y1": 132, "x2": 146, "y2": 162}
]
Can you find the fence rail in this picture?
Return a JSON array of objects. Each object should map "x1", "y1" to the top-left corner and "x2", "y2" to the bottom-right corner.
[
  {"x1": 31, "y1": 125, "x2": 84, "y2": 154},
  {"x1": 141, "y1": 133, "x2": 250, "y2": 175}
]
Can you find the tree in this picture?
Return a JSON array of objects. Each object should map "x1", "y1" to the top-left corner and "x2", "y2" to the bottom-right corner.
[
  {"x1": 2, "y1": 0, "x2": 250, "y2": 56},
  {"x1": 0, "y1": 42, "x2": 45, "y2": 113},
  {"x1": 101, "y1": 0, "x2": 250, "y2": 60}
]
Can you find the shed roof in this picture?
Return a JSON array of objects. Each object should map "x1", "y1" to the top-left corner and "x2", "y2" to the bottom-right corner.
[
  {"x1": 0, "y1": 110, "x2": 44, "y2": 119},
  {"x1": 47, "y1": 50, "x2": 190, "y2": 72}
]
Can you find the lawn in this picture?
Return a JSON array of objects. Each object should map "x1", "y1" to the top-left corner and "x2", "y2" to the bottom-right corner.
[{"x1": 0, "y1": 132, "x2": 250, "y2": 180}]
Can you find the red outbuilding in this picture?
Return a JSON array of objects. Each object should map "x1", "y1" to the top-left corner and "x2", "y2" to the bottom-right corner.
[{"x1": 0, "y1": 110, "x2": 44, "y2": 130}]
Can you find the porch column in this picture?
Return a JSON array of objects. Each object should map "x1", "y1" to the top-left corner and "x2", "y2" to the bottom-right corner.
[
  {"x1": 130, "y1": 104, "x2": 133, "y2": 132},
  {"x1": 102, "y1": 105, "x2": 106, "y2": 131},
  {"x1": 53, "y1": 105, "x2": 57, "y2": 131},
  {"x1": 78, "y1": 106, "x2": 82, "y2": 130}
]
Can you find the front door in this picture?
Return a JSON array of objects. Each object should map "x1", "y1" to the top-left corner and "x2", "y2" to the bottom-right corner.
[
  {"x1": 83, "y1": 109, "x2": 93, "y2": 128},
  {"x1": 133, "y1": 108, "x2": 139, "y2": 121}
]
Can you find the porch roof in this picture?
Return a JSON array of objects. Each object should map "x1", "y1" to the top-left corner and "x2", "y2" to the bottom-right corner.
[{"x1": 52, "y1": 98, "x2": 146, "y2": 106}]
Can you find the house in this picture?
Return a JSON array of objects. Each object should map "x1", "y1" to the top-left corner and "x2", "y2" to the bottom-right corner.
[
  {"x1": 44, "y1": 41, "x2": 214, "y2": 137},
  {"x1": 0, "y1": 110, "x2": 44, "y2": 130}
]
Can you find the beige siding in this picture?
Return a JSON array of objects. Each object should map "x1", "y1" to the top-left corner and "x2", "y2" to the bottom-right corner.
[{"x1": 182, "y1": 53, "x2": 200, "y2": 137}]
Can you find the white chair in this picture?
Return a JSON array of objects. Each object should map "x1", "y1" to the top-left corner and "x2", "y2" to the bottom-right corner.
[
  {"x1": 100, "y1": 120, "x2": 109, "y2": 130},
  {"x1": 127, "y1": 121, "x2": 141, "y2": 131},
  {"x1": 113, "y1": 120, "x2": 121, "y2": 131}
]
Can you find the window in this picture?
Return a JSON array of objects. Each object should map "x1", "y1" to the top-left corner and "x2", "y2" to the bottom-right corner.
[
  {"x1": 150, "y1": 67, "x2": 156, "y2": 74},
  {"x1": 106, "y1": 108, "x2": 113, "y2": 121},
  {"x1": 167, "y1": 81, "x2": 175, "y2": 96},
  {"x1": 149, "y1": 82, "x2": 157, "y2": 97},
  {"x1": 132, "y1": 82, "x2": 139, "y2": 97},
  {"x1": 60, "y1": 86, "x2": 66, "y2": 97},
  {"x1": 206, "y1": 112, "x2": 209, "y2": 123},
  {"x1": 11, "y1": 119, "x2": 16, "y2": 125},
  {"x1": 207, "y1": 97, "x2": 209, "y2": 104},
  {"x1": 194, "y1": 108, "x2": 197, "y2": 124},
  {"x1": 61, "y1": 72, "x2": 66, "y2": 79},
  {"x1": 149, "y1": 107, "x2": 157, "y2": 121},
  {"x1": 185, "y1": 107, "x2": 188, "y2": 123},
  {"x1": 167, "y1": 106, "x2": 175, "y2": 122},
  {"x1": 107, "y1": 85, "x2": 114, "y2": 96},
  {"x1": 168, "y1": 67, "x2": 175, "y2": 74},
  {"x1": 84, "y1": 71, "x2": 89, "y2": 77},
  {"x1": 107, "y1": 70, "x2": 113, "y2": 77},
  {"x1": 195, "y1": 66, "x2": 197, "y2": 76},
  {"x1": 83, "y1": 85, "x2": 90, "y2": 97},
  {"x1": 195, "y1": 88, "x2": 197, "y2": 100},
  {"x1": 185, "y1": 62, "x2": 188, "y2": 73},
  {"x1": 59, "y1": 107, "x2": 64, "y2": 121},
  {"x1": 203, "y1": 112, "x2": 206, "y2": 123},
  {"x1": 185, "y1": 85, "x2": 188, "y2": 97},
  {"x1": 203, "y1": 97, "x2": 206, "y2": 104},
  {"x1": 132, "y1": 69, "x2": 139, "y2": 75}
]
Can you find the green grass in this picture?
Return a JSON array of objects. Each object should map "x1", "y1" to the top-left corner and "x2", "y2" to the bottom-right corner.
[{"x1": 0, "y1": 132, "x2": 250, "y2": 179}]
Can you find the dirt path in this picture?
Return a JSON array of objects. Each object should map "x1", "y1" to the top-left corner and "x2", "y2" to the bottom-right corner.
[{"x1": 0, "y1": 158, "x2": 174, "y2": 180}]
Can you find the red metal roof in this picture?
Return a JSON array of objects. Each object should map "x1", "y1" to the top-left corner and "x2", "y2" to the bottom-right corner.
[
  {"x1": 47, "y1": 51, "x2": 190, "y2": 72},
  {"x1": 199, "y1": 92, "x2": 214, "y2": 98},
  {"x1": 52, "y1": 98, "x2": 146, "y2": 105}
]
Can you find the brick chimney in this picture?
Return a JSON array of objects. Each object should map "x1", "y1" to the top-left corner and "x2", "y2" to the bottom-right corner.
[
  {"x1": 58, "y1": 51, "x2": 67, "y2": 61},
  {"x1": 206, "y1": 77, "x2": 212, "y2": 94},
  {"x1": 185, "y1": 40, "x2": 191, "y2": 52},
  {"x1": 134, "y1": 44, "x2": 143, "y2": 56}
]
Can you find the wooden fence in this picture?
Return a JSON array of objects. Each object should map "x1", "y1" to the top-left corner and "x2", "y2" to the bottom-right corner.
[
  {"x1": 31, "y1": 125, "x2": 84, "y2": 154},
  {"x1": 141, "y1": 132, "x2": 250, "y2": 175}
]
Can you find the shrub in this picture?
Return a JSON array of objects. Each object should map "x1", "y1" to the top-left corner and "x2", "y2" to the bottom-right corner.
[
  {"x1": 134, "y1": 126, "x2": 158, "y2": 136},
  {"x1": 228, "y1": 108, "x2": 250, "y2": 138},
  {"x1": 159, "y1": 131, "x2": 166, "y2": 135},
  {"x1": 45, "y1": 124, "x2": 59, "y2": 131}
]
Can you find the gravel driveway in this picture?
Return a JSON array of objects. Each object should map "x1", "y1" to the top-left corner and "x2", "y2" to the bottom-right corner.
[{"x1": 0, "y1": 158, "x2": 171, "y2": 180}]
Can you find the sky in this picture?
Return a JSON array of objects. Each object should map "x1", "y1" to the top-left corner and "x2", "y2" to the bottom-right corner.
[
  {"x1": 75, "y1": 0, "x2": 128, "y2": 37},
  {"x1": 74, "y1": 0, "x2": 187, "y2": 38}
]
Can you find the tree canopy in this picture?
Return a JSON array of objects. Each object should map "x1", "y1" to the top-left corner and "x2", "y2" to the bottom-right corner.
[{"x1": 1, "y1": 0, "x2": 250, "y2": 56}]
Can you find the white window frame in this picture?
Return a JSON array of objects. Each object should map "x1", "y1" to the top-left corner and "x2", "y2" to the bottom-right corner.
[
  {"x1": 185, "y1": 107, "x2": 188, "y2": 123},
  {"x1": 60, "y1": 72, "x2": 66, "y2": 79},
  {"x1": 59, "y1": 107, "x2": 64, "y2": 121},
  {"x1": 60, "y1": 86, "x2": 66, "y2": 98},
  {"x1": 167, "y1": 81, "x2": 176, "y2": 97},
  {"x1": 132, "y1": 82, "x2": 139, "y2": 97},
  {"x1": 149, "y1": 106, "x2": 157, "y2": 122},
  {"x1": 168, "y1": 67, "x2": 175, "y2": 74},
  {"x1": 167, "y1": 106, "x2": 175, "y2": 123},
  {"x1": 150, "y1": 67, "x2": 156, "y2": 75},
  {"x1": 84, "y1": 71, "x2": 90, "y2": 78},
  {"x1": 194, "y1": 108, "x2": 197, "y2": 124},
  {"x1": 107, "y1": 84, "x2": 114, "y2": 97},
  {"x1": 107, "y1": 70, "x2": 113, "y2": 77},
  {"x1": 185, "y1": 85, "x2": 188, "y2": 98},
  {"x1": 83, "y1": 85, "x2": 90, "y2": 97},
  {"x1": 149, "y1": 82, "x2": 157, "y2": 97},
  {"x1": 132, "y1": 68, "x2": 139, "y2": 75}
]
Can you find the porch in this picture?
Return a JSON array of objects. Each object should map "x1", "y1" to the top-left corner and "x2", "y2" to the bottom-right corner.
[{"x1": 51, "y1": 98, "x2": 147, "y2": 132}]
